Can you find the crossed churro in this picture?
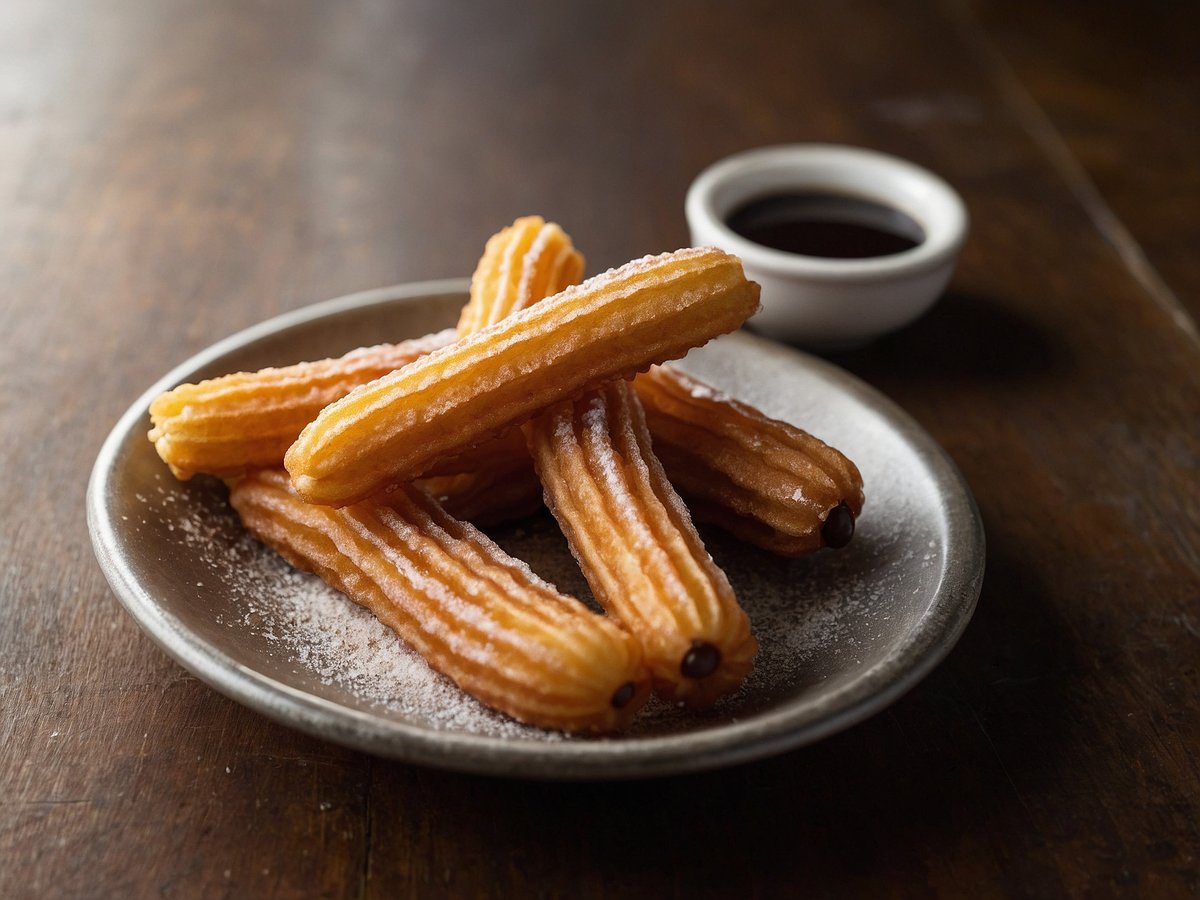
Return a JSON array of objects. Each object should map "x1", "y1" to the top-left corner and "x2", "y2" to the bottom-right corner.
[
  {"x1": 458, "y1": 215, "x2": 585, "y2": 334},
  {"x1": 283, "y1": 245, "x2": 760, "y2": 506},
  {"x1": 526, "y1": 382, "x2": 756, "y2": 706}
]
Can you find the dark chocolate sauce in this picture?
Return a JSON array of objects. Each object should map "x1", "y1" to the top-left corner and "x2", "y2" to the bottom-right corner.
[
  {"x1": 680, "y1": 640, "x2": 721, "y2": 679},
  {"x1": 610, "y1": 681, "x2": 637, "y2": 709},
  {"x1": 727, "y1": 192, "x2": 923, "y2": 259},
  {"x1": 821, "y1": 503, "x2": 856, "y2": 549}
]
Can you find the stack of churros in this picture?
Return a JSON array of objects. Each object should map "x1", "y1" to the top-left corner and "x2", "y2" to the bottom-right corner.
[{"x1": 148, "y1": 217, "x2": 864, "y2": 733}]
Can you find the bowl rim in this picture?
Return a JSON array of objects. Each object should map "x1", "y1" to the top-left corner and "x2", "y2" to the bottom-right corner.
[{"x1": 686, "y1": 143, "x2": 969, "y2": 282}]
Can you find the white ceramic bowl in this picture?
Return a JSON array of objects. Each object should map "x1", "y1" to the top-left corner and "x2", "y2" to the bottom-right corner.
[{"x1": 686, "y1": 144, "x2": 968, "y2": 349}]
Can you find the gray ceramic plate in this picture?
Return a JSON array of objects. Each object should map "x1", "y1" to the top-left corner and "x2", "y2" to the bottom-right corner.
[{"x1": 87, "y1": 280, "x2": 984, "y2": 779}]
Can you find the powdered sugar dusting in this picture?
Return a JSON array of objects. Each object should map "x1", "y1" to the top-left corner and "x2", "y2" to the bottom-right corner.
[{"x1": 142, "y1": 475, "x2": 565, "y2": 741}]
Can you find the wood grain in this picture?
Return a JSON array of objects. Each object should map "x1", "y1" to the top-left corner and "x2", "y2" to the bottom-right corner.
[
  {"x1": 970, "y1": 0, "x2": 1200, "y2": 325},
  {"x1": 2, "y1": 0, "x2": 1197, "y2": 897}
]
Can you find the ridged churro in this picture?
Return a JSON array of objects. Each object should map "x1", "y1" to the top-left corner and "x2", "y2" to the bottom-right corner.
[
  {"x1": 230, "y1": 469, "x2": 649, "y2": 732},
  {"x1": 148, "y1": 330, "x2": 456, "y2": 480},
  {"x1": 634, "y1": 365, "x2": 865, "y2": 555},
  {"x1": 285, "y1": 247, "x2": 761, "y2": 506},
  {"x1": 458, "y1": 216, "x2": 584, "y2": 334},
  {"x1": 430, "y1": 218, "x2": 581, "y2": 520},
  {"x1": 525, "y1": 381, "x2": 756, "y2": 707}
]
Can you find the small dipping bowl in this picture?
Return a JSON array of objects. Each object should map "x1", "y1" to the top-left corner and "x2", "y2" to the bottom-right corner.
[{"x1": 686, "y1": 144, "x2": 968, "y2": 349}]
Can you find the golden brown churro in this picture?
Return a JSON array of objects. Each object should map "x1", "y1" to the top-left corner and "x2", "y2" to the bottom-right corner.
[
  {"x1": 458, "y1": 216, "x2": 584, "y2": 334},
  {"x1": 427, "y1": 217, "x2": 582, "y2": 519},
  {"x1": 525, "y1": 382, "x2": 756, "y2": 707},
  {"x1": 285, "y1": 247, "x2": 760, "y2": 507},
  {"x1": 230, "y1": 469, "x2": 649, "y2": 732},
  {"x1": 148, "y1": 330, "x2": 456, "y2": 480},
  {"x1": 633, "y1": 365, "x2": 865, "y2": 555}
]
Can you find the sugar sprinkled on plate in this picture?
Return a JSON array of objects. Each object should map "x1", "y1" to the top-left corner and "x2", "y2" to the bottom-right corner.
[{"x1": 156, "y1": 481, "x2": 567, "y2": 741}]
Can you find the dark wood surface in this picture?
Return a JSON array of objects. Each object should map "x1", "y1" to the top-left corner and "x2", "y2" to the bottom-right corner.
[{"x1": 3, "y1": 1, "x2": 1197, "y2": 897}]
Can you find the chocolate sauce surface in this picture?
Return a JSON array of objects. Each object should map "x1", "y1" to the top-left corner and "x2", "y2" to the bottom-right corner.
[
  {"x1": 680, "y1": 641, "x2": 722, "y2": 679},
  {"x1": 727, "y1": 192, "x2": 923, "y2": 259}
]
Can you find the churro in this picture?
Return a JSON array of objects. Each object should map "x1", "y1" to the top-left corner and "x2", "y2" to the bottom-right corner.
[
  {"x1": 148, "y1": 330, "x2": 456, "y2": 480},
  {"x1": 230, "y1": 469, "x2": 649, "y2": 732},
  {"x1": 429, "y1": 218, "x2": 581, "y2": 519},
  {"x1": 634, "y1": 365, "x2": 865, "y2": 555},
  {"x1": 525, "y1": 381, "x2": 756, "y2": 707},
  {"x1": 458, "y1": 216, "x2": 584, "y2": 334},
  {"x1": 285, "y1": 247, "x2": 760, "y2": 506}
]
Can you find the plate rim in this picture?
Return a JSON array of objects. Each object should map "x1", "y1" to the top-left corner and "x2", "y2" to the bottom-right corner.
[{"x1": 87, "y1": 279, "x2": 985, "y2": 779}]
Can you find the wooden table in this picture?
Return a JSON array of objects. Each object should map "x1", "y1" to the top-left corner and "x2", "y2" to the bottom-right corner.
[{"x1": 4, "y1": 1, "x2": 1197, "y2": 896}]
